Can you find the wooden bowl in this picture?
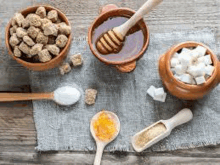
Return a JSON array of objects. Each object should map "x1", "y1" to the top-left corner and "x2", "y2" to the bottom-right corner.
[
  {"x1": 88, "y1": 4, "x2": 149, "y2": 73},
  {"x1": 5, "y1": 5, "x2": 72, "y2": 71},
  {"x1": 158, "y1": 41, "x2": 220, "y2": 100}
]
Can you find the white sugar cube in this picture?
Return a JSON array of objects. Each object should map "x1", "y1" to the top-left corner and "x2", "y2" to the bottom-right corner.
[
  {"x1": 174, "y1": 74, "x2": 181, "y2": 80},
  {"x1": 181, "y1": 48, "x2": 191, "y2": 54},
  {"x1": 204, "y1": 65, "x2": 214, "y2": 76},
  {"x1": 154, "y1": 88, "x2": 164, "y2": 97},
  {"x1": 203, "y1": 55, "x2": 212, "y2": 65},
  {"x1": 180, "y1": 74, "x2": 193, "y2": 84},
  {"x1": 147, "y1": 85, "x2": 156, "y2": 98},
  {"x1": 170, "y1": 58, "x2": 179, "y2": 67},
  {"x1": 179, "y1": 53, "x2": 192, "y2": 66},
  {"x1": 197, "y1": 56, "x2": 205, "y2": 63},
  {"x1": 175, "y1": 64, "x2": 187, "y2": 75},
  {"x1": 195, "y1": 45, "x2": 207, "y2": 57},
  {"x1": 154, "y1": 93, "x2": 167, "y2": 102},
  {"x1": 195, "y1": 76, "x2": 206, "y2": 85}
]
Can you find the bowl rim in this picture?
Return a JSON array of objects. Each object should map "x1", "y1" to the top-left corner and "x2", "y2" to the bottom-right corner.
[
  {"x1": 5, "y1": 5, "x2": 72, "y2": 68},
  {"x1": 165, "y1": 41, "x2": 218, "y2": 90},
  {"x1": 88, "y1": 7, "x2": 149, "y2": 65}
]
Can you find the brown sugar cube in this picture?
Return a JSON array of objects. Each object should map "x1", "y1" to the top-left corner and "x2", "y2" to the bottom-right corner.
[
  {"x1": 57, "y1": 22, "x2": 71, "y2": 36},
  {"x1": 36, "y1": 6, "x2": 46, "y2": 18},
  {"x1": 59, "y1": 62, "x2": 71, "y2": 75},
  {"x1": 43, "y1": 22, "x2": 58, "y2": 36},
  {"x1": 47, "y1": 10, "x2": 58, "y2": 22},
  {"x1": 30, "y1": 43, "x2": 43, "y2": 56},
  {"x1": 21, "y1": 18, "x2": 30, "y2": 28},
  {"x1": 23, "y1": 36, "x2": 35, "y2": 46},
  {"x1": 10, "y1": 25, "x2": 18, "y2": 36},
  {"x1": 18, "y1": 42, "x2": 30, "y2": 55},
  {"x1": 85, "y1": 89, "x2": 98, "y2": 105},
  {"x1": 27, "y1": 26, "x2": 40, "y2": 39},
  {"x1": 38, "y1": 49, "x2": 51, "y2": 62},
  {"x1": 13, "y1": 13, "x2": 25, "y2": 27},
  {"x1": 36, "y1": 32, "x2": 48, "y2": 45},
  {"x1": 70, "y1": 53, "x2": 83, "y2": 67},
  {"x1": 48, "y1": 36, "x2": 56, "y2": 44},
  {"x1": 16, "y1": 27, "x2": 27, "y2": 38},
  {"x1": 9, "y1": 34, "x2": 20, "y2": 47},
  {"x1": 46, "y1": 44, "x2": 60, "y2": 55},
  {"x1": 26, "y1": 14, "x2": 41, "y2": 27},
  {"x1": 56, "y1": 34, "x2": 68, "y2": 48},
  {"x1": 14, "y1": 46, "x2": 22, "y2": 57},
  {"x1": 41, "y1": 18, "x2": 52, "y2": 29}
]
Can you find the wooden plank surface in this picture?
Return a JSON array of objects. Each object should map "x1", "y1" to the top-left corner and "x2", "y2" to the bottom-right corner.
[{"x1": 0, "y1": 0, "x2": 220, "y2": 164}]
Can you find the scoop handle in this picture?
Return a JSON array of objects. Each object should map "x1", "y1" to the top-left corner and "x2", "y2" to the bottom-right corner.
[
  {"x1": 0, "y1": 93, "x2": 54, "y2": 102},
  {"x1": 117, "y1": 0, "x2": 163, "y2": 36},
  {"x1": 163, "y1": 108, "x2": 193, "y2": 130},
  {"x1": 94, "y1": 142, "x2": 105, "y2": 165}
]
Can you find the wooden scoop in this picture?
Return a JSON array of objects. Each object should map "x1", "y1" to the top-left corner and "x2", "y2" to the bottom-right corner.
[
  {"x1": 96, "y1": 0, "x2": 163, "y2": 55},
  {"x1": 90, "y1": 111, "x2": 120, "y2": 165},
  {"x1": 131, "y1": 108, "x2": 193, "y2": 152}
]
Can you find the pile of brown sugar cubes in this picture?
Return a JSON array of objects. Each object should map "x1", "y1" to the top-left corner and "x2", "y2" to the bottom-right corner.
[{"x1": 9, "y1": 6, "x2": 71, "y2": 63}]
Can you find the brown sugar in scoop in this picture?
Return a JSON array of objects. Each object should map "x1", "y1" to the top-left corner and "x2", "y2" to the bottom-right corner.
[{"x1": 96, "y1": 0, "x2": 163, "y2": 55}]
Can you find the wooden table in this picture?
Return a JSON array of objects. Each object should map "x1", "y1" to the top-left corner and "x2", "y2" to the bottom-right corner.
[{"x1": 1, "y1": 0, "x2": 220, "y2": 164}]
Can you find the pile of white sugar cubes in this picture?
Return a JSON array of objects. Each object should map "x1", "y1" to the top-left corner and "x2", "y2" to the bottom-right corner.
[{"x1": 171, "y1": 45, "x2": 214, "y2": 85}]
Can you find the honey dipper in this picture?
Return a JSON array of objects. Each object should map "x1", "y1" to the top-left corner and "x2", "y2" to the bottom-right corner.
[{"x1": 96, "y1": 0, "x2": 163, "y2": 55}]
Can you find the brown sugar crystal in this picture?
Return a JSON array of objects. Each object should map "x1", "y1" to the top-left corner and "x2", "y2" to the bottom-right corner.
[
  {"x1": 56, "y1": 34, "x2": 68, "y2": 48},
  {"x1": 27, "y1": 26, "x2": 40, "y2": 39},
  {"x1": 36, "y1": 32, "x2": 48, "y2": 45},
  {"x1": 59, "y1": 62, "x2": 71, "y2": 75},
  {"x1": 36, "y1": 6, "x2": 46, "y2": 18},
  {"x1": 38, "y1": 49, "x2": 51, "y2": 62},
  {"x1": 85, "y1": 89, "x2": 98, "y2": 105},
  {"x1": 70, "y1": 53, "x2": 83, "y2": 67},
  {"x1": 47, "y1": 10, "x2": 58, "y2": 22},
  {"x1": 134, "y1": 123, "x2": 167, "y2": 148}
]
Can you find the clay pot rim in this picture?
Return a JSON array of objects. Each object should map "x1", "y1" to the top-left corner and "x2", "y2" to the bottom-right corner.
[
  {"x1": 5, "y1": 5, "x2": 72, "y2": 69},
  {"x1": 165, "y1": 41, "x2": 218, "y2": 90},
  {"x1": 88, "y1": 7, "x2": 149, "y2": 65}
]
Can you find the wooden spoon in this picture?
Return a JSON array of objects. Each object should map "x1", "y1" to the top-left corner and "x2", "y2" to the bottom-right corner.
[
  {"x1": 90, "y1": 111, "x2": 120, "y2": 165},
  {"x1": 132, "y1": 108, "x2": 193, "y2": 152},
  {"x1": 96, "y1": 0, "x2": 163, "y2": 55},
  {"x1": 0, "y1": 86, "x2": 81, "y2": 106}
]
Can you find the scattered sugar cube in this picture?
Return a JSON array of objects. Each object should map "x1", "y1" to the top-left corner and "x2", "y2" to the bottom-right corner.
[
  {"x1": 154, "y1": 88, "x2": 164, "y2": 97},
  {"x1": 204, "y1": 65, "x2": 214, "y2": 76},
  {"x1": 170, "y1": 57, "x2": 179, "y2": 67},
  {"x1": 195, "y1": 76, "x2": 206, "y2": 85},
  {"x1": 180, "y1": 74, "x2": 193, "y2": 84},
  {"x1": 38, "y1": 49, "x2": 51, "y2": 62},
  {"x1": 70, "y1": 53, "x2": 83, "y2": 67},
  {"x1": 174, "y1": 64, "x2": 187, "y2": 75},
  {"x1": 36, "y1": 6, "x2": 46, "y2": 18},
  {"x1": 147, "y1": 85, "x2": 156, "y2": 98},
  {"x1": 46, "y1": 44, "x2": 60, "y2": 55},
  {"x1": 47, "y1": 10, "x2": 58, "y2": 22},
  {"x1": 85, "y1": 89, "x2": 98, "y2": 105},
  {"x1": 154, "y1": 93, "x2": 167, "y2": 102},
  {"x1": 56, "y1": 34, "x2": 68, "y2": 48},
  {"x1": 59, "y1": 62, "x2": 71, "y2": 75}
]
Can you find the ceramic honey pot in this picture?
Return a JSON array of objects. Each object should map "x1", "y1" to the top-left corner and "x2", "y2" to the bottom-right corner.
[
  {"x1": 158, "y1": 41, "x2": 220, "y2": 100},
  {"x1": 88, "y1": 4, "x2": 150, "y2": 73}
]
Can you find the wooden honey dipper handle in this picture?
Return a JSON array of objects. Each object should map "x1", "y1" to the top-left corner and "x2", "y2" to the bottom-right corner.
[
  {"x1": 0, "y1": 93, "x2": 54, "y2": 102},
  {"x1": 114, "y1": 0, "x2": 163, "y2": 37}
]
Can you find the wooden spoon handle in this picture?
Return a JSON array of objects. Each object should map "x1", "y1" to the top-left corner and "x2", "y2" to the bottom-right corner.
[
  {"x1": 94, "y1": 143, "x2": 105, "y2": 165},
  {"x1": 0, "y1": 93, "x2": 54, "y2": 102},
  {"x1": 117, "y1": 0, "x2": 163, "y2": 36}
]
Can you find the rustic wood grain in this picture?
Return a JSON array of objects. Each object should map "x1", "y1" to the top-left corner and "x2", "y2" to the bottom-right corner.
[{"x1": 0, "y1": 0, "x2": 220, "y2": 164}]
